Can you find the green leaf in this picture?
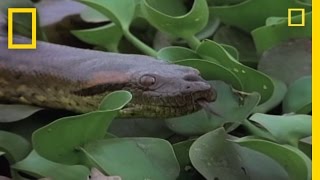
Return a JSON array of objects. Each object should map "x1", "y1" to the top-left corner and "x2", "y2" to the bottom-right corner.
[
  {"x1": 165, "y1": 81, "x2": 260, "y2": 135},
  {"x1": 72, "y1": 23, "x2": 123, "y2": 52},
  {"x1": 249, "y1": 113, "x2": 312, "y2": 146},
  {"x1": 80, "y1": 7, "x2": 109, "y2": 23},
  {"x1": 234, "y1": 138, "x2": 311, "y2": 180},
  {"x1": 258, "y1": 38, "x2": 311, "y2": 85},
  {"x1": 196, "y1": 15, "x2": 220, "y2": 40},
  {"x1": 0, "y1": 104, "x2": 43, "y2": 123},
  {"x1": 173, "y1": 139, "x2": 195, "y2": 168},
  {"x1": 77, "y1": 0, "x2": 157, "y2": 56},
  {"x1": 12, "y1": 151, "x2": 90, "y2": 180},
  {"x1": 32, "y1": 91, "x2": 132, "y2": 165},
  {"x1": 190, "y1": 128, "x2": 288, "y2": 180},
  {"x1": 283, "y1": 76, "x2": 311, "y2": 114},
  {"x1": 197, "y1": 40, "x2": 274, "y2": 103},
  {"x1": 213, "y1": 26, "x2": 258, "y2": 67},
  {"x1": 299, "y1": 136, "x2": 311, "y2": 159},
  {"x1": 82, "y1": 138, "x2": 180, "y2": 180},
  {"x1": 77, "y1": 0, "x2": 137, "y2": 30},
  {"x1": 157, "y1": 47, "x2": 201, "y2": 61},
  {"x1": 253, "y1": 78, "x2": 287, "y2": 113},
  {"x1": 220, "y1": 44, "x2": 239, "y2": 60},
  {"x1": 0, "y1": 131, "x2": 31, "y2": 163},
  {"x1": 141, "y1": 0, "x2": 209, "y2": 39},
  {"x1": 253, "y1": 12, "x2": 312, "y2": 54},
  {"x1": 173, "y1": 139, "x2": 202, "y2": 180},
  {"x1": 210, "y1": 0, "x2": 311, "y2": 32}
]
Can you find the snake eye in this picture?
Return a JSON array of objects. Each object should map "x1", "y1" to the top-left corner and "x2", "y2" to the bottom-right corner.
[{"x1": 139, "y1": 75, "x2": 156, "y2": 87}]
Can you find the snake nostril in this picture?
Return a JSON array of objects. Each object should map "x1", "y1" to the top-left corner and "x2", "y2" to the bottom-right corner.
[{"x1": 186, "y1": 86, "x2": 191, "y2": 89}]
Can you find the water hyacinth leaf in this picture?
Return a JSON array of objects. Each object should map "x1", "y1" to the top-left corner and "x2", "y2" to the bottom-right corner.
[
  {"x1": 0, "y1": 131, "x2": 31, "y2": 163},
  {"x1": 190, "y1": 128, "x2": 288, "y2": 180},
  {"x1": 72, "y1": 23, "x2": 123, "y2": 52},
  {"x1": 197, "y1": 40, "x2": 274, "y2": 103},
  {"x1": 253, "y1": 78, "x2": 287, "y2": 113},
  {"x1": 234, "y1": 138, "x2": 311, "y2": 180},
  {"x1": 80, "y1": 7, "x2": 109, "y2": 23},
  {"x1": 174, "y1": 59, "x2": 243, "y2": 90},
  {"x1": 12, "y1": 151, "x2": 90, "y2": 180},
  {"x1": 173, "y1": 139, "x2": 203, "y2": 180},
  {"x1": 283, "y1": 76, "x2": 311, "y2": 114},
  {"x1": 173, "y1": 139, "x2": 195, "y2": 168},
  {"x1": 258, "y1": 39, "x2": 311, "y2": 85},
  {"x1": 157, "y1": 47, "x2": 201, "y2": 61},
  {"x1": 299, "y1": 136, "x2": 311, "y2": 159},
  {"x1": 77, "y1": 0, "x2": 137, "y2": 30},
  {"x1": 253, "y1": 12, "x2": 311, "y2": 54},
  {"x1": 32, "y1": 91, "x2": 132, "y2": 165},
  {"x1": 249, "y1": 113, "x2": 312, "y2": 146},
  {"x1": 210, "y1": 0, "x2": 311, "y2": 32},
  {"x1": 196, "y1": 15, "x2": 220, "y2": 40},
  {"x1": 165, "y1": 81, "x2": 260, "y2": 135},
  {"x1": 0, "y1": 104, "x2": 43, "y2": 123},
  {"x1": 82, "y1": 138, "x2": 180, "y2": 180},
  {"x1": 141, "y1": 0, "x2": 209, "y2": 39},
  {"x1": 220, "y1": 44, "x2": 239, "y2": 60},
  {"x1": 214, "y1": 26, "x2": 258, "y2": 67}
]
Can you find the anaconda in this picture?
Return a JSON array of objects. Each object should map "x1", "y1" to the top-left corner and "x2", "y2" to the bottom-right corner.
[{"x1": 0, "y1": 35, "x2": 216, "y2": 118}]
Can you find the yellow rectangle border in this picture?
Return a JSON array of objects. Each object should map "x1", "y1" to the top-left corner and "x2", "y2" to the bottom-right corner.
[
  {"x1": 288, "y1": 8, "x2": 305, "y2": 27},
  {"x1": 313, "y1": 0, "x2": 317, "y2": 179},
  {"x1": 8, "y1": 8, "x2": 37, "y2": 49}
]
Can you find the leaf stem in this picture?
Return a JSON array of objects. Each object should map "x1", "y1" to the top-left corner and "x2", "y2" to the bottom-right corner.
[
  {"x1": 186, "y1": 35, "x2": 201, "y2": 50},
  {"x1": 123, "y1": 30, "x2": 157, "y2": 57}
]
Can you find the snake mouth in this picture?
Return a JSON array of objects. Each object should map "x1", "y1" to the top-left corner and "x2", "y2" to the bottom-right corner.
[{"x1": 119, "y1": 88, "x2": 216, "y2": 118}]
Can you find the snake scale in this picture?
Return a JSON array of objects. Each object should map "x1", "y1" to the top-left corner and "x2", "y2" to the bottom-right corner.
[{"x1": 0, "y1": 35, "x2": 216, "y2": 118}]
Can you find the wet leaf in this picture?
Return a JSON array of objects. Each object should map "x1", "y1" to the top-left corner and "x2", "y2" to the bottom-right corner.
[
  {"x1": 253, "y1": 12, "x2": 311, "y2": 54},
  {"x1": 82, "y1": 138, "x2": 180, "y2": 180},
  {"x1": 214, "y1": 26, "x2": 258, "y2": 67},
  {"x1": 157, "y1": 47, "x2": 201, "y2": 61},
  {"x1": 283, "y1": 76, "x2": 311, "y2": 114},
  {"x1": 210, "y1": 0, "x2": 311, "y2": 32},
  {"x1": 12, "y1": 151, "x2": 90, "y2": 180},
  {"x1": 77, "y1": 0, "x2": 137, "y2": 30},
  {"x1": 253, "y1": 78, "x2": 287, "y2": 113},
  {"x1": 249, "y1": 113, "x2": 311, "y2": 146},
  {"x1": 0, "y1": 104, "x2": 43, "y2": 123},
  {"x1": 141, "y1": 0, "x2": 208, "y2": 39},
  {"x1": 197, "y1": 40, "x2": 274, "y2": 103},
  {"x1": 190, "y1": 128, "x2": 288, "y2": 180},
  {"x1": 258, "y1": 39, "x2": 311, "y2": 85},
  {"x1": 80, "y1": 7, "x2": 109, "y2": 23},
  {"x1": 0, "y1": 131, "x2": 31, "y2": 163},
  {"x1": 32, "y1": 91, "x2": 132, "y2": 164},
  {"x1": 72, "y1": 23, "x2": 123, "y2": 52},
  {"x1": 234, "y1": 138, "x2": 311, "y2": 180}
]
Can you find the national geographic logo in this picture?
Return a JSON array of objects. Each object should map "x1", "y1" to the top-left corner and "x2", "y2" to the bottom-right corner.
[{"x1": 7, "y1": 8, "x2": 37, "y2": 49}]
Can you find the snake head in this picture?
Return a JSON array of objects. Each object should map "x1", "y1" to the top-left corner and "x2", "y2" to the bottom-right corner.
[{"x1": 121, "y1": 62, "x2": 217, "y2": 118}]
